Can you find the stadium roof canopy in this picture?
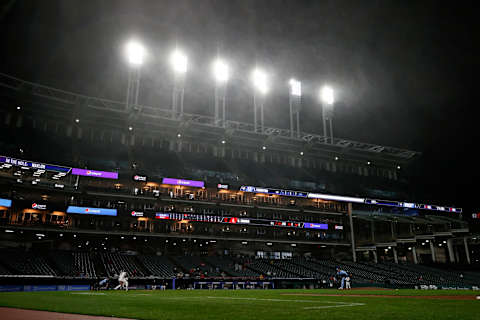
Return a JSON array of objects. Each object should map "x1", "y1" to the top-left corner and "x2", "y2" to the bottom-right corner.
[{"x1": 0, "y1": 72, "x2": 420, "y2": 164}]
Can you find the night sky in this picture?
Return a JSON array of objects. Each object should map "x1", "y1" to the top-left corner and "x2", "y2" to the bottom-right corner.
[{"x1": 0, "y1": 1, "x2": 477, "y2": 215}]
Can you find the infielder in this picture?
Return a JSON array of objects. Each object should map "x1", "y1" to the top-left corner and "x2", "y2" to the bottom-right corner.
[
  {"x1": 336, "y1": 267, "x2": 348, "y2": 289},
  {"x1": 114, "y1": 271, "x2": 129, "y2": 291}
]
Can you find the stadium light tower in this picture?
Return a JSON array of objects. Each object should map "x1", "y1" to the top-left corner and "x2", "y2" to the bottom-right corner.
[
  {"x1": 320, "y1": 85, "x2": 335, "y2": 144},
  {"x1": 125, "y1": 40, "x2": 145, "y2": 111},
  {"x1": 212, "y1": 59, "x2": 229, "y2": 128},
  {"x1": 289, "y1": 79, "x2": 302, "y2": 138},
  {"x1": 170, "y1": 49, "x2": 188, "y2": 119},
  {"x1": 251, "y1": 68, "x2": 268, "y2": 133}
]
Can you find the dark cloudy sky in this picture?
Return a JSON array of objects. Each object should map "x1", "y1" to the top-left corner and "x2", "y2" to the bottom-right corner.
[{"x1": 0, "y1": 1, "x2": 478, "y2": 213}]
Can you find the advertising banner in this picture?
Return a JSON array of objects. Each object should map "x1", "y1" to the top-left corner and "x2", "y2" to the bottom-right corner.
[
  {"x1": 66, "y1": 206, "x2": 117, "y2": 216},
  {"x1": 71, "y1": 168, "x2": 118, "y2": 179},
  {"x1": 162, "y1": 178, "x2": 204, "y2": 188}
]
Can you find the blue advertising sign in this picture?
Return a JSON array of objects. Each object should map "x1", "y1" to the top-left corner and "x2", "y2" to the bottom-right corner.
[
  {"x1": 66, "y1": 206, "x2": 117, "y2": 216},
  {"x1": 303, "y1": 223, "x2": 329, "y2": 230},
  {"x1": 0, "y1": 198, "x2": 12, "y2": 208}
]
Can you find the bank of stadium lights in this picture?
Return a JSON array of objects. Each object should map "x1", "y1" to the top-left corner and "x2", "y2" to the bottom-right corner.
[
  {"x1": 125, "y1": 41, "x2": 145, "y2": 66},
  {"x1": 320, "y1": 86, "x2": 335, "y2": 105},
  {"x1": 212, "y1": 59, "x2": 229, "y2": 83},
  {"x1": 289, "y1": 79, "x2": 301, "y2": 97},
  {"x1": 252, "y1": 68, "x2": 268, "y2": 94},
  {"x1": 170, "y1": 49, "x2": 188, "y2": 74}
]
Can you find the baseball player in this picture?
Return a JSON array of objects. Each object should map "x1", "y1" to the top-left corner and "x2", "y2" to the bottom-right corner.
[
  {"x1": 114, "y1": 271, "x2": 129, "y2": 291},
  {"x1": 336, "y1": 267, "x2": 348, "y2": 289},
  {"x1": 98, "y1": 277, "x2": 109, "y2": 290},
  {"x1": 345, "y1": 274, "x2": 351, "y2": 290}
]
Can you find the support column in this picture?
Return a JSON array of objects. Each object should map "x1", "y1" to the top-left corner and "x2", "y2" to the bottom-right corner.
[
  {"x1": 412, "y1": 247, "x2": 418, "y2": 264},
  {"x1": 372, "y1": 249, "x2": 378, "y2": 264},
  {"x1": 393, "y1": 247, "x2": 398, "y2": 264},
  {"x1": 348, "y1": 203, "x2": 356, "y2": 262},
  {"x1": 429, "y1": 241, "x2": 436, "y2": 263},
  {"x1": 370, "y1": 221, "x2": 375, "y2": 242},
  {"x1": 447, "y1": 239, "x2": 455, "y2": 263},
  {"x1": 464, "y1": 237, "x2": 471, "y2": 264}
]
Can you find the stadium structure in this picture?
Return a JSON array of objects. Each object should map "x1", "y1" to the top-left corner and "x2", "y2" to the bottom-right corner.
[{"x1": 0, "y1": 71, "x2": 478, "y2": 292}]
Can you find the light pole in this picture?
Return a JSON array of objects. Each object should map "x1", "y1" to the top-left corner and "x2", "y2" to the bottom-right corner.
[
  {"x1": 212, "y1": 59, "x2": 229, "y2": 127},
  {"x1": 289, "y1": 79, "x2": 301, "y2": 138},
  {"x1": 170, "y1": 49, "x2": 188, "y2": 119},
  {"x1": 320, "y1": 85, "x2": 335, "y2": 144},
  {"x1": 125, "y1": 41, "x2": 145, "y2": 111},
  {"x1": 251, "y1": 68, "x2": 268, "y2": 133}
]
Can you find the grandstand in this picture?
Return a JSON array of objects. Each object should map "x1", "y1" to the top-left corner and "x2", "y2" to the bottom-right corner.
[{"x1": 0, "y1": 72, "x2": 478, "y2": 291}]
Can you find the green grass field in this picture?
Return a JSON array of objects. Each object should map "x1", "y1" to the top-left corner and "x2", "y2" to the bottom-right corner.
[{"x1": 0, "y1": 289, "x2": 479, "y2": 320}]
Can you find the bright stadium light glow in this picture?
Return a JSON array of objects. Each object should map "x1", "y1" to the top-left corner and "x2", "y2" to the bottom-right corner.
[
  {"x1": 251, "y1": 68, "x2": 268, "y2": 94},
  {"x1": 289, "y1": 78, "x2": 301, "y2": 96},
  {"x1": 170, "y1": 49, "x2": 188, "y2": 74},
  {"x1": 320, "y1": 85, "x2": 334, "y2": 105},
  {"x1": 212, "y1": 59, "x2": 229, "y2": 83},
  {"x1": 125, "y1": 40, "x2": 145, "y2": 66}
]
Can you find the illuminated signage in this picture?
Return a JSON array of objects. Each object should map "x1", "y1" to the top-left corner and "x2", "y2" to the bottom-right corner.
[
  {"x1": 335, "y1": 225, "x2": 344, "y2": 230},
  {"x1": 240, "y1": 185, "x2": 462, "y2": 213},
  {"x1": 473, "y1": 213, "x2": 479, "y2": 219},
  {"x1": 303, "y1": 223, "x2": 328, "y2": 230},
  {"x1": 0, "y1": 198, "x2": 12, "y2": 208},
  {"x1": 71, "y1": 168, "x2": 118, "y2": 179},
  {"x1": 32, "y1": 203, "x2": 47, "y2": 210},
  {"x1": 240, "y1": 186, "x2": 308, "y2": 197},
  {"x1": 54, "y1": 184, "x2": 65, "y2": 189},
  {"x1": 217, "y1": 183, "x2": 229, "y2": 190},
  {"x1": 0, "y1": 156, "x2": 70, "y2": 173},
  {"x1": 162, "y1": 178, "x2": 204, "y2": 188},
  {"x1": 133, "y1": 175, "x2": 147, "y2": 182},
  {"x1": 66, "y1": 206, "x2": 117, "y2": 216},
  {"x1": 308, "y1": 193, "x2": 365, "y2": 203},
  {"x1": 154, "y1": 212, "x2": 332, "y2": 231},
  {"x1": 131, "y1": 211, "x2": 144, "y2": 217}
]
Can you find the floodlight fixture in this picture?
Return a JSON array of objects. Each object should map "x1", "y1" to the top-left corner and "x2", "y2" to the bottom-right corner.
[
  {"x1": 251, "y1": 68, "x2": 268, "y2": 94},
  {"x1": 213, "y1": 59, "x2": 229, "y2": 83},
  {"x1": 320, "y1": 85, "x2": 334, "y2": 105},
  {"x1": 289, "y1": 78, "x2": 301, "y2": 96},
  {"x1": 125, "y1": 40, "x2": 145, "y2": 66},
  {"x1": 170, "y1": 49, "x2": 188, "y2": 74}
]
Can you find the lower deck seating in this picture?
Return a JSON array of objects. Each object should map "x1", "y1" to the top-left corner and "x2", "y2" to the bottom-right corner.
[{"x1": 0, "y1": 249, "x2": 478, "y2": 287}]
